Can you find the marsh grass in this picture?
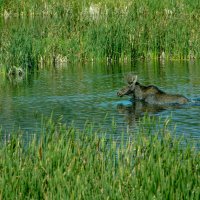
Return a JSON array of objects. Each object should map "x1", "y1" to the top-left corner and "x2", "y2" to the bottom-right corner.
[
  {"x1": 0, "y1": 64, "x2": 7, "y2": 79},
  {"x1": 0, "y1": 115, "x2": 199, "y2": 199},
  {"x1": 0, "y1": 0, "x2": 200, "y2": 70}
]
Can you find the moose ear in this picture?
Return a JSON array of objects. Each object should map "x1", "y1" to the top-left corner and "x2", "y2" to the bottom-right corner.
[
  {"x1": 133, "y1": 75, "x2": 137, "y2": 84},
  {"x1": 127, "y1": 74, "x2": 137, "y2": 85}
]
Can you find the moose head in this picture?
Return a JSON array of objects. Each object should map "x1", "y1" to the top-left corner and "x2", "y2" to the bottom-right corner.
[{"x1": 117, "y1": 74, "x2": 138, "y2": 97}]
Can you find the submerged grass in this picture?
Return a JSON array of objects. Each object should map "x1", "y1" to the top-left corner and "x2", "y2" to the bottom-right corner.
[
  {"x1": 0, "y1": 0, "x2": 200, "y2": 70},
  {"x1": 0, "y1": 116, "x2": 199, "y2": 199}
]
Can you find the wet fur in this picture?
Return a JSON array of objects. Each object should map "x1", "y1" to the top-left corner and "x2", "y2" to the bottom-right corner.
[{"x1": 117, "y1": 76, "x2": 189, "y2": 105}]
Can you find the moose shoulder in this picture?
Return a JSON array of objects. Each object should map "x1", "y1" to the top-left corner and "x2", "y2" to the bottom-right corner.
[{"x1": 117, "y1": 75, "x2": 189, "y2": 105}]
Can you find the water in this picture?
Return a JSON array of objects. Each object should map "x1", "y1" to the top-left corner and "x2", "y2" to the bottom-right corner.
[{"x1": 0, "y1": 61, "x2": 200, "y2": 143}]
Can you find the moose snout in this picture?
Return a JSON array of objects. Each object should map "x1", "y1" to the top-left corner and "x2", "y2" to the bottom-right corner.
[
  {"x1": 117, "y1": 86, "x2": 131, "y2": 97},
  {"x1": 117, "y1": 91, "x2": 123, "y2": 97},
  {"x1": 117, "y1": 88, "x2": 130, "y2": 97}
]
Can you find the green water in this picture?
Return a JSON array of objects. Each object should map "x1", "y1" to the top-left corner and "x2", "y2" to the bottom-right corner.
[{"x1": 0, "y1": 61, "x2": 200, "y2": 143}]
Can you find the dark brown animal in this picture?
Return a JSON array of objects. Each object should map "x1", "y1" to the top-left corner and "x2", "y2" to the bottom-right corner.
[{"x1": 117, "y1": 74, "x2": 189, "y2": 105}]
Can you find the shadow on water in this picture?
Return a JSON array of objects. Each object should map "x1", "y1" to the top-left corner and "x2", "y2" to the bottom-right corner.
[
  {"x1": 117, "y1": 100, "x2": 179, "y2": 125},
  {"x1": 116, "y1": 97, "x2": 200, "y2": 127}
]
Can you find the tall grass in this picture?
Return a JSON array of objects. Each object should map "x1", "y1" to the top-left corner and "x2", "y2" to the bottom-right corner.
[
  {"x1": 0, "y1": 0, "x2": 200, "y2": 69},
  {"x1": 0, "y1": 116, "x2": 199, "y2": 199}
]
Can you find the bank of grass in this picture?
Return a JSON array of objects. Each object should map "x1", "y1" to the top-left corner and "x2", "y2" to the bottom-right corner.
[
  {"x1": 0, "y1": 0, "x2": 200, "y2": 70},
  {"x1": 0, "y1": 116, "x2": 199, "y2": 199}
]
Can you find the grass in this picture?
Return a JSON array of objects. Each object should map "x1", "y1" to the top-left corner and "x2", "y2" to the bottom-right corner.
[
  {"x1": 0, "y1": 2, "x2": 199, "y2": 198},
  {"x1": 0, "y1": 0, "x2": 200, "y2": 71},
  {"x1": 0, "y1": 115, "x2": 199, "y2": 199}
]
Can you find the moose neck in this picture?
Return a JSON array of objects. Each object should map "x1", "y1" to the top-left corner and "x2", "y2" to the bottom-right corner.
[
  {"x1": 135, "y1": 82, "x2": 147, "y2": 90},
  {"x1": 133, "y1": 81, "x2": 166, "y2": 101}
]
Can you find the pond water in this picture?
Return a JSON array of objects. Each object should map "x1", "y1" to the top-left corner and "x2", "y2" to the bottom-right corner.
[{"x1": 0, "y1": 61, "x2": 200, "y2": 144}]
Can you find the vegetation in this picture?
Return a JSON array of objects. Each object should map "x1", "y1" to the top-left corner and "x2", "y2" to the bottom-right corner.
[
  {"x1": 0, "y1": 0, "x2": 200, "y2": 71},
  {"x1": 0, "y1": 2, "x2": 199, "y2": 198},
  {"x1": 0, "y1": 116, "x2": 199, "y2": 199}
]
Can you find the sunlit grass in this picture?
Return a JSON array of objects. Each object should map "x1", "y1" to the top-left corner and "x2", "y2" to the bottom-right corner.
[
  {"x1": 0, "y1": 64, "x2": 7, "y2": 77},
  {"x1": 0, "y1": 115, "x2": 199, "y2": 199},
  {"x1": 0, "y1": 0, "x2": 200, "y2": 70}
]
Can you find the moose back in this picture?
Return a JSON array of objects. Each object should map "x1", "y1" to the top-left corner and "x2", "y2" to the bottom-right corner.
[{"x1": 117, "y1": 74, "x2": 189, "y2": 105}]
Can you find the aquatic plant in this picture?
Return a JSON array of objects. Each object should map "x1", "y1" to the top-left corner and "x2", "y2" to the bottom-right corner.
[
  {"x1": 7, "y1": 66, "x2": 24, "y2": 77},
  {"x1": 0, "y1": 116, "x2": 199, "y2": 199},
  {"x1": 0, "y1": 0, "x2": 200, "y2": 68}
]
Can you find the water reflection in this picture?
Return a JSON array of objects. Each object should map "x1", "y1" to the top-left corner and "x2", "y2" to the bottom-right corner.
[
  {"x1": 116, "y1": 100, "x2": 189, "y2": 125},
  {"x1": 117, "y1": 101, "x2": 165, "y2": 126}
]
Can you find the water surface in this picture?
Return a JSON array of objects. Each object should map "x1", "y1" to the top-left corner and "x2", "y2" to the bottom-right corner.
[{"x1": 0, "y1": 61, "x2": 200, "y2": 143}]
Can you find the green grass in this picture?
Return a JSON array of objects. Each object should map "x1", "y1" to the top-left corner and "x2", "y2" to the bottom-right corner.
[
  {"x1": 0, "y1": 0, "x2": 200, "y2": 70},
  {"x1": 0, "y1": 116, "x2": 199, "y2": 199}
]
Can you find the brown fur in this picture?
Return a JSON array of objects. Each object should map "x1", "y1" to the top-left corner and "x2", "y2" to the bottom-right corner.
[{"x1": 117, "y1": 75, "x2": 189, "y2": 105}]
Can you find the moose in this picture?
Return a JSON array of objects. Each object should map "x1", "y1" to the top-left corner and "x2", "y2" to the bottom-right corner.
[{"x1": 117, "y1": 74, "x2": 189, "y2": 105}]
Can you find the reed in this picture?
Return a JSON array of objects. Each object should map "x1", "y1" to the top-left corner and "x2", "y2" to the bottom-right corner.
[
  {"x1": 0, "y1": 0, "x2": 200, "y2": 69},
  {"x1": 0, "y1": 116, "x2": 199, "y2": 199}
]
